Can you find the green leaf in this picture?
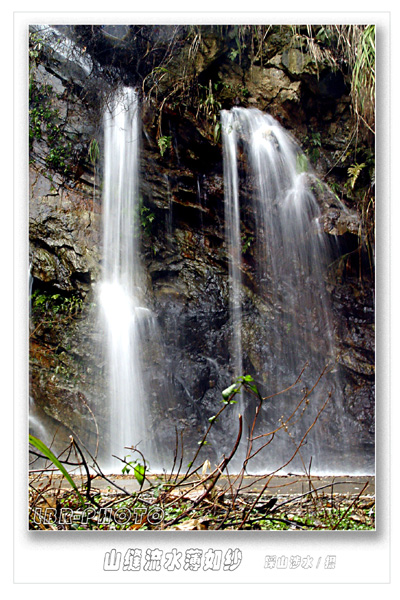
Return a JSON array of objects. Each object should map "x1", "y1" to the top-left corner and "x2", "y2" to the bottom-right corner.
[
  {"x1": 134, "y1": 463, "x2": 145, "y2": 486},
  {"x1": 347, "y1": 162, "x2": 366, "y2": 190},
  {"x1": 222, "y1": 383, "x2": 239, "y2": 401},
  {"x1": 214, "y1": 122, "x2": 221, "y2": 143},
  {"x1": 29, "y1": 435, "x2": 85, "y2": 506},
  {"x1": 158, "y1": 135, "x2": 172, "y2": 157},
  {"x1": 152, "y1": 66, "x2": 170, "y2": 73},
  {"x1": 241, "y1": 374, "x2": 254, "y2": 382},
  {"x1": 247, "y1": 383, "x2": 260, "y2": 395},
  {"x1": 88, "y1": 139, "x2": 99, "y2": 165}
]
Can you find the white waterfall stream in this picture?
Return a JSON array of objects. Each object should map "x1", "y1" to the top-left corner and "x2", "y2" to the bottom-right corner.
[
  {"x1": 221, "y1": 107, "x2": 370, "y2": 474},
  {"x1": 222, "y1": 112, "x2": 244, "y2": 405},
  {"x1": 100, "y1": 87, "x2": 157, "y2": 471}
]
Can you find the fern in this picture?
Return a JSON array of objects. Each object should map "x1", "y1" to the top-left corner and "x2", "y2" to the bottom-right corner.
[{"x1": 347, "y1": 162, "x2": 366, "y2": 190}]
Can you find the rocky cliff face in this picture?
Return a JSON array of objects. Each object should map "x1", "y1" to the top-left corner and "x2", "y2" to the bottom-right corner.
[{"x1": 29, "y1": 25, "x2": 374, "y2": 468}]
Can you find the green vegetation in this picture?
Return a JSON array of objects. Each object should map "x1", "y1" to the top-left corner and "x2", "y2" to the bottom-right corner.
[
  {"x1": 29, "y1": 78, "x2": 73, "y2": 173},
  {"x1": 198, "y1": 80, "x2": 222, "y2": 143},
  {"x1": 29, "y1": 31, "x2": 45, "y2": 66},
  {"x1": 349, "y1": 24, "x2": 375, "y2": 135},
  {"x1": 31, "y1": 289, "x2": 83, "y2": 321},
  {"x1": 157, "y1": 135, "x2": 172, "y2": 157},
  {"x1": 135, "y1": 198, "x2": 155, "y2": 237},
  {"x1": 29, "y1": 65, "x2": 73, "y2": 172},
  {"x1": 30, "y1": 289, "x2": 86, "y2": 383},
  {"x1": 121, "y1": 455, "x2": 146, "y2": 486},
  {"x1": 29, "y1": 435, "x2": 85, "y2": 506},
  {"x1": 241, "y1": 233, "x2": 254, "y2": 255},
  {"x1": 304, "y1": 131, "x2": 322, "y2": 165},
  {"x1": 88, "y1": 138, "x2": 100, "y2": 166},
  {"x1": 291, "y1": 24, "x2": 375, "y2": 136},
  {"x1": 29, "y1": 30, "x2": 92, "y2": 181},
  {"x1": 347, "y1": 162, "x2": 366, "y2": 191}
]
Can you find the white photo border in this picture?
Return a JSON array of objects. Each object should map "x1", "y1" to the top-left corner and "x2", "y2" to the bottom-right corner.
[{"x1": 13, "y1": 8, "x2": 392, "y2": 586}]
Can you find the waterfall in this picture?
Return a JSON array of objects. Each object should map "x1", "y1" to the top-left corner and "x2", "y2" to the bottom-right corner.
[
  {"x1": 100, "y1": 87, "x2": 158, "y2": 471},
  {"x1": 221, "y1": 108, "x2": 372, "y2": 475},
  {"x1": 222, "y1": 112, "x2": 244, "y2": 388}
]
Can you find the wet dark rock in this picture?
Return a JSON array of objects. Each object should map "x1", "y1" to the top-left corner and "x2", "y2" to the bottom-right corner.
[
  {"x1": 29, "y1": 177, "x2": 101, "y2": 292},
  {"x1": 281, "y1": 47, "x2": 319, "y2": 77},
  {"x1": 323, "y1": 207, "x2": 361, "y2": 236}
]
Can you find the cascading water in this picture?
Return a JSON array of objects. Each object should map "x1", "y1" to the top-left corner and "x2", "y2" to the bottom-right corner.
[
  {"x1": 222, "y1": 107, "x2": 373, "y2": 475},
  {"x1": 222, "y1": 117, "x2": 244, "y2": 392},
  {"x1": 100, "y1": 87, "x2": 159, "y2": 471}
]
